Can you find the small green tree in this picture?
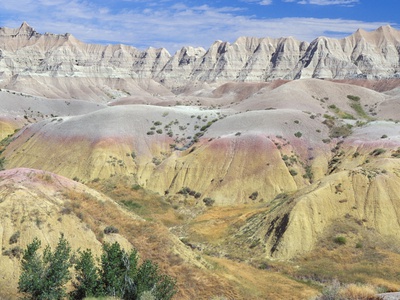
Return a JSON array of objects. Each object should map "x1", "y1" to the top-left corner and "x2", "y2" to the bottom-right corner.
[
  {"x1": 18, "y1": 234, "x2": 71, "y2": 300},
  {"x1": 71, "y1": 249, "x2": 101, "y2": 299},
  {"x1": 18, "y1": 238, "x2": 43, "y2": 299},
  {"x1": 99, "y1": 242, "x2": 176, "y2": 300},
  {"x1": 100, "y1": 242, "x2": 139, "y2": 298},
  {"x1": 19, "y1": 237, "x2": 176, "y2": 300}
]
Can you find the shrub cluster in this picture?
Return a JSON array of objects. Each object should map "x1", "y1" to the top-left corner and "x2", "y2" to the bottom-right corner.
[{"x1": 18, "y1": 235, "x2": 176, "y2": 300}]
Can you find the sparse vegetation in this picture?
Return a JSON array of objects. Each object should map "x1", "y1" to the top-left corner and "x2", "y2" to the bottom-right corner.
[
  {"x1": 3, "y1": 246, "x2": 22, "y2": 258},
  {"x1": 294, "y1": 131, "x2": 302, "y2": 138},
  {"x1": 392, "y1": 148, "x2": 400, "y2": 158},
  {"x1": 322, "y1": 138, "x2": 331, "y2": 144},
  {"x1": 0, "y1": 157, "x2": 5, "y2": 170},
  {"x1": 103, "y1": 226, "x2": 119, "y2": 234},
  {"x1": 9, "y1": 231, "x2": 20, "y2": 244},
  {"x1": 334, "y1": 236, "x2": 347, "y2": 245},
  {"x1": 131, "y1": 184, "x2": 141, "y2": 190},
  {"x1": 303, "y1": 165, "x2": 313, "y2": 182},
  {"x1": 203, "y1": 197, "x2": 215, "y2": 206},
  {"x1": 330, "y1": 124, "x2": 353, "y2": 138},
  {"x1": 316, "y1": 281, "x2": 381, "y2": 300},
  {"x1": 370, "y1": 148, "x2": 386, "y2": 156},
  {"x1": 347, "y1": 95, "x2": 361, "y2": 102},
  {"x1": 249, "y1": 191, "x2": 259, "y2": 200}
]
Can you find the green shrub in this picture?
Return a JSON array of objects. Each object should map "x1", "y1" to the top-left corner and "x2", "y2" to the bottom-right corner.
[
  {"x1": 70, "y1": 249, "x2": 101, "y2": 299},
  {"x1": 18, "y1": 235, "x2": 72, "y2": 300},
  {"x1": 294, "y1": 131, "x2": 302, "y2": 138},
  {"x1": 131, "y1": 184, "x2": 141, "y2": 190},
  {"x1": 0, "y1": 157, "x2": 5, "y2": 170},
  {"x1": 19, "y1": 237, "x2": 178, "y2": 300},
  {"x1": 289, "y1": 169, "x2": 298, "y2": 176},
  {"x1": 370, "y1": 148, "x2": 386, "y2": 156},
  {"x1": 249, "y1": 191, "x2": 259, "y2": 200},
  {"x1": 334, "y1": 236, "x2": 347, "y2": 245},
  {"x1": 178, "y1": 187, "x2": 191, "y2": 195},
  {"x1": 347, "y1": 95, "x2": 360, "y2": 101},
  {"x1": 9, "y1": 231, "x2": 20, "y2": 244},
  {"x1": 203, "y1": 198, "x2": 215, "y2": 206},
  {"x1": 104, "y1": 226, "x2": 119, "y2": 234},
  {"x1": 3, "y1": 246, "x2": 22, "y2": 258},
  {"x1": 303, "y1": 165, "x2": 313, "y2": 182}
]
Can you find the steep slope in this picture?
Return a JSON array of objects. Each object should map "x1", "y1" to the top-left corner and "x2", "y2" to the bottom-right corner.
[
  {"x1": 2, "y1": 79, "x2": 392, "y2": 206},
  {"x1": 0, "y1": 168, "x2": 247, "y2": 299},
  {"x1": 0, "y1": 168, "x2": 130, "y2": 297},
  {"x1": 2, "y1": 102, "x2": 331, "y2": 204},
  {"x1": 0, "y1": 167, "x2": 320, "y2": 299}
]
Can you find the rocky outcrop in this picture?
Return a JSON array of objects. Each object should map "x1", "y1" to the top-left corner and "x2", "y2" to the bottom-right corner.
[{"x1": 0, "y1": 23, "x2": 400, "y2": 99}]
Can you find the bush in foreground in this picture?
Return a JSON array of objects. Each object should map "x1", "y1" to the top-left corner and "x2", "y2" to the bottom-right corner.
[{"x1": 19, "y1": 235, "x2": 176, "y2": 300}]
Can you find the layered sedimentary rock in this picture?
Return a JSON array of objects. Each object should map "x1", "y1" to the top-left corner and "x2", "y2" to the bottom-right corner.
[{"x1": 0, "y1": 23, "x2": 400, "y2": 99}]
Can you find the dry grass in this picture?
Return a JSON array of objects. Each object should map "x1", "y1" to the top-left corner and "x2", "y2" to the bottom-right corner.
[
  {"x1": 88, "y1": 177, "x2": 181, "y2": 226},
  {"x1": 187, "y1": 204, "x2": 267, "y2": 243},
  {"x1": 316, "y1": 281, "x2": 381, "y2": 300},
  {"x1": 208, "y1": 257, "x2": 318, "y2": 300},
  {"x1": 286, "y1": 221, "x2": 400, "y2": 290},
  {"x1": 62, "y1": 184, "x2": 245, "y2": 299},
  {"x1": 338, "y1": 284, "x2": 380, "y2": 300},
  {"x1": 81, "y1": 178, "x2": 319, "y2": 299}
]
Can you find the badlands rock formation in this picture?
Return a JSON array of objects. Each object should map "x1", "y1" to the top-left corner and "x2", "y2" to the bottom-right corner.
[
  {"x1": 1, "y1": 22, "x2": 400, "y2": 298},
  {"x1": 3, "y1": 78, "x2": 400, "y2": 262},
  {"x1": 0, "y1": 23, "x2": 400, "y2": 100}
]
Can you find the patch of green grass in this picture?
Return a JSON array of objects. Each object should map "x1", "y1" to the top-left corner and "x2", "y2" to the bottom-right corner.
[
  {"x1": 349, "y1": 102, "x2": 369, "y2": 119},
  {"x1": 334, "y1": 236, "x2": 347, "y2": 245},
  {"x1": 121, "y1": 200, "x2": 142, "y2": 211}
]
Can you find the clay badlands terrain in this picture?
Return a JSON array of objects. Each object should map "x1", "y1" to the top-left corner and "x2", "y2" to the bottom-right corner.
[{"x1": 1, "y1": 22, "x2": 400, "y2": 299}]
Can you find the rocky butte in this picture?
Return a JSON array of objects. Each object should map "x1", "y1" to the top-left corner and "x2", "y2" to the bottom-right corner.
[{"x1": 1, "y1": 22, "x2": 400, "y2": 299}]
